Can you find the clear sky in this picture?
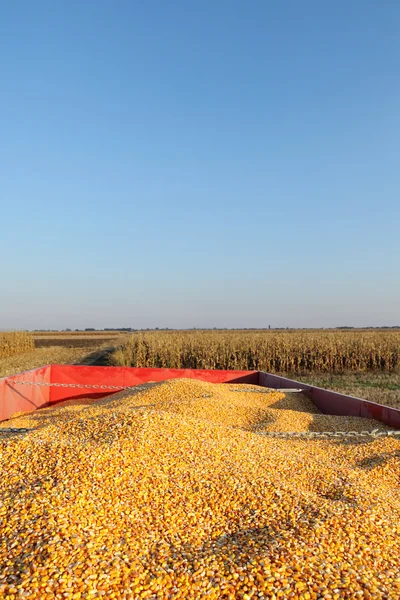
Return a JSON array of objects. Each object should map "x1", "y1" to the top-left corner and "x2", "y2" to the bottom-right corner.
[{"x1": 1, "y1": 0, "x2": 399, "y2": 329}]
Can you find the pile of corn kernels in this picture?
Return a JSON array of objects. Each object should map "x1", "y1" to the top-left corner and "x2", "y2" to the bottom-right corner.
[{"x1": 0, "y1": 379, "x2": 400, "y2": 599}]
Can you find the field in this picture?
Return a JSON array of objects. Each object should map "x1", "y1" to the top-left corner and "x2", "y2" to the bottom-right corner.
[
  {"x1": 0, "y1": 332, "x2": 34, "y2": 359},
  {"x1": 108, "y1": 330, "x2": 400, "y2": 373},
  {"x1": 33, "y1": 331, "x2": 127, "y2": 349},
  {"x1": 0, "y1": 332, "x2": 128, "y2": 379}
]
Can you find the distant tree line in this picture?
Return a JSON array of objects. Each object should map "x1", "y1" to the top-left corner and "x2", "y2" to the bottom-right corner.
[{"x1": 31, "y1": 326, "x2": 400, "y2": 332}]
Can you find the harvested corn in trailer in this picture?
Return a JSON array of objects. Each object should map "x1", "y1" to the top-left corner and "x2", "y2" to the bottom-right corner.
[{"x1": 0, "y1": 379, "x2": 400, "y2": 599}]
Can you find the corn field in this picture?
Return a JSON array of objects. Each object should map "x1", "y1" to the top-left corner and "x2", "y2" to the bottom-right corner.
[
  {"x1": 108, "y1": 330, "x2": 400, "y2": 373},
  {"x1": 0, "y1": 332, "x2": 35, "y2": 359}
]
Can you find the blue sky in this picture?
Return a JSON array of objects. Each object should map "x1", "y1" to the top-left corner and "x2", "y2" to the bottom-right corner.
[{"x1": 1, "y1": 0, "x2": 399, "y2": 329}]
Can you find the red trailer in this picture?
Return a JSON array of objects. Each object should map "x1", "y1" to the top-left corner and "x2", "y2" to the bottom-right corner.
[{"x1": 1, "y1": 364, "x2": 400, "y2": 429}]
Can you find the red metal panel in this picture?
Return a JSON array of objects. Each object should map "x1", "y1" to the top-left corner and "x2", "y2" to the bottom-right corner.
[
  {"x1": 258, "y1": 371, "x2": 400, "y2": 429},
  {"x1": 49, "y1": 365, "x2": 259, "y2": 404},
  {"x1": 0, "y1": 365, "x2": 51, "y2": 422}
]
